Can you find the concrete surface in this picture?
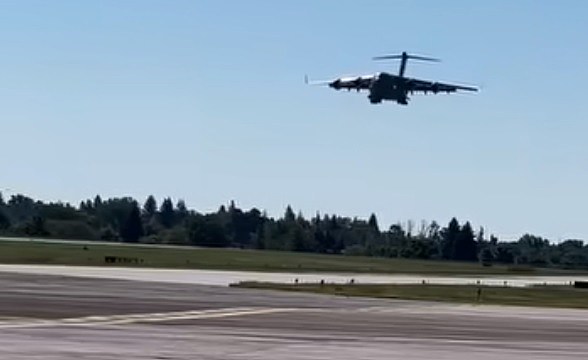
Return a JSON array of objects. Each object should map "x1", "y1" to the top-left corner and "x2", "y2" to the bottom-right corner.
[
  {"x1": 0, "y1": 263, "x2": 585, "y2": 287},
  {"x1": 0, "y1": 272, "x2": 587, "y2": 359}
]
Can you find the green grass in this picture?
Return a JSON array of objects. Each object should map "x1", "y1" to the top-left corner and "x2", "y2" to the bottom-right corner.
[
  {"x1": 232, "y1": 282, "x2": 588, "y2": 309},
  {"x1": 0, "y1": 238, "x2": 587, "y2": 276}
]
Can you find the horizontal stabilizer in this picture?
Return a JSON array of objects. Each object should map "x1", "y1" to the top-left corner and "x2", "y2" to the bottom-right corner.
[
  {"x1": 373, "y1": 51, "x2": 440, "y2": 77},
  {"x1": 373, "y1": 54, "x2": 440, "y2": 62}
]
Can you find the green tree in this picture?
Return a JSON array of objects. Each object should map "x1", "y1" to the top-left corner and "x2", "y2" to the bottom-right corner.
[
  {"x1": 291, "y1": 226, "x2": 307, "y2": 252},
  {"x1": 24, "y1": 216, "x2": 49, "y2": 237},
  {"x1": 368, "y1": 213, "x2": 379, "y2": 232},
  {"x1": 79, "y1": 200, "x2": 92, "y2": 212},
  {"x1": 176, "y1": 199, "x2": 188, "y2": 214},
  {"x1": 284, "y1": 205, "x2": 296, "y2": 223},
  {"x1": 476, "y1": 226, "x2": 485, "y2": 246},
  {"x1": 188, "y1": 215, "x2": 228, "y2": 247},
  {"x1": 3, "y1": 191, "x2": 588, "y2": 270},
  {"x1": 120, "y1": 202, "x2": 143, "y2": 242},
  {"x1": 159, "y1": 197, "x2": 175, "y2": 228},
  {"x1": 401, "y1": 237, "x2": 435, "y2": 259},
  {"x1": 143, "y1": 195, "x2": 157, "y2": 219},
  {"x1": 386, "y1": 223, "x2": 406, "y2": 258},
  {"x1": 454, "y1": 221, "x2": 477, "y2": 261},
  {"x1": 426, "y1": 221, "x2": 443, "y2": 259},
  {"x1": 254, "y1": 221, "x2": 268, "y2": 250},
  {"x1": 495, "y1": 242, "x2": 516, "y2": 264},
  {"x1": 93, "y1": 197, "x2": 135, "y2": 230},
  {"x1": 0, "y1": 209, "x2": 10, "y2": 230},
  {"x1": 517, "y1": 234, "x2": 550, "y2": 266},
  {"x1": 8, "y1": 194, "x2": 38, "y2": 223},
  {"x1": 176, "y1": 199, "x2": 189, "y2": 222},
  {"x1": 441, "y1": 218, "x2": 460, "y2": 260},
  {"x1": 93, "y1": 195, "x2": 103, "y2": 208}
]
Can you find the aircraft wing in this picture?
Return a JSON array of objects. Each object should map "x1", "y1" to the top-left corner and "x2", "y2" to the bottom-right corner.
[
  {"x1": 406, "y1": 78, "x2": 478, "y2": 93},
  {"x1": 328, "y1": 75, "x2": 375, "y2": 91}
]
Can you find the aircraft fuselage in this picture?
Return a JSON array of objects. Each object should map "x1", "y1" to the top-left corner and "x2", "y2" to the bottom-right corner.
[{"x1": 368, "y1": 73, "x2": 409, "y2": 105}]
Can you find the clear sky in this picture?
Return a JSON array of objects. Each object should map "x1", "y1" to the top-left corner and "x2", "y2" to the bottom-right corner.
[{"x1": 1, "y1": 1, "x2": 587, "y2": 242}]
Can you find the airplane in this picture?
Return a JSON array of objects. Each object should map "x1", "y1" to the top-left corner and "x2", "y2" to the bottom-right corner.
[{"x1": 305, "y1": 51, "x2": 478, "y2": 105}]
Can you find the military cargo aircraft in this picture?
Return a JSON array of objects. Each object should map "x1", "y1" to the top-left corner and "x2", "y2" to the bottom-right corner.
[{"x1": 305, "y1": 52, "x2": 478, "y2": 105}]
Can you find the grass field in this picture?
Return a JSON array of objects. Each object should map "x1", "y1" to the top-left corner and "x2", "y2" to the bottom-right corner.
[
  {"x1": 232, "y1": 281, "x2": 588, "y2": 309},
  {"x1": 1, "y1": 237, "x2": 587, "y2": 276}
]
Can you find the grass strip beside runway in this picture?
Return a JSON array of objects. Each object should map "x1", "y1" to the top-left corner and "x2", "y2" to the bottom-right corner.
[
  {"x1": 232, "y1": 281, "x2": 588, "y2": 309},
  {"x1": 0, "y1": 238, "x2": 587, "y2": 276}
]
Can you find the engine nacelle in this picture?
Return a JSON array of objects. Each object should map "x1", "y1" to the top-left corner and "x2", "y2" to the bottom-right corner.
[{"x1": 329, "y1": 79, "x2": 342, "y2": 90}]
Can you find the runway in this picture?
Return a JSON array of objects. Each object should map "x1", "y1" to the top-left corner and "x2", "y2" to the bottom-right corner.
[
  {"x1": 0, "y1": 263, "x2": 584, "y2": 287},
  {"x1": 0, "y1": 272, "x2": 587, "y2": 359}
]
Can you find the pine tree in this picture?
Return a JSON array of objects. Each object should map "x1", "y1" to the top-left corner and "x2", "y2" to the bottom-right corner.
[
  {"x1": 79, "y1": 199, "x2": 94, "y2": 214},
  {"x1": 254, "y1": 221, "x2": 267, "y2": 250},
  {"x1": 143, "y1": 195, "x2": 157, "y2": 219},
  {"x1": 284, "y1": 205, "x2": 296, "y2": 223},
  {"x1": 368, "y1": 213, "x2": 380, "y2": 232},
  {"x1": 93, "y1": 195, "x2": 103, "y2": 209},
  {"x1": 120, "y1": 202, "x2": 143, "y2": 243},
  {"x1": 455, "y1": 221, "x2": 477, "y2": 261},
  {"x1": 441, "y1": 217, "x2": 460, "y2": 260},
  {"x1": 176, "y1": 199, "x2": 188, "y2": 219},
  {"x1": 159, "y1": 197, "x2": 175, "y2": 228}
]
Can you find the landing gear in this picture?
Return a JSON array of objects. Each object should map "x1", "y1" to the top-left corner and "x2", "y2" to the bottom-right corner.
[
  {"x1": 396, "y1": 93, "x2": 409, "y2": 105},
  {"x1": 368, "y1": 95, "x2": 382, "y2": 104}
]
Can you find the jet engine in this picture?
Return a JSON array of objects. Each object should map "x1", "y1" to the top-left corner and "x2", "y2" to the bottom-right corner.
[{"x1": 329, "y1": 79, "x2": 342, "y2": 90}]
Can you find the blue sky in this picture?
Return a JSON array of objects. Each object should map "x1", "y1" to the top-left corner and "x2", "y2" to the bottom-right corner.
[{"x1": 1, "y1": 1, "x2": 587, "y2": 241}]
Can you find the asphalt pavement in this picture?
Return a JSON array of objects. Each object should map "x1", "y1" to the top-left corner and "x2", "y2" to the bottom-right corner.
[{"x1": 0, "y1": 271, "x2": 587, "y2": 359}]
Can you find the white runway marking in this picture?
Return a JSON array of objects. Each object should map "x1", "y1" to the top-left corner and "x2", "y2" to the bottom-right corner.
[{"x1": 0, "y1": 307, "x2": 298, "y2": 329}]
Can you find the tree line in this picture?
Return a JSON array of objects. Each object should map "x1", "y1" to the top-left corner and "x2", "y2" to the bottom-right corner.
[{"x1": 0, "y1": 192, "x2": 586, "y2": 269}]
